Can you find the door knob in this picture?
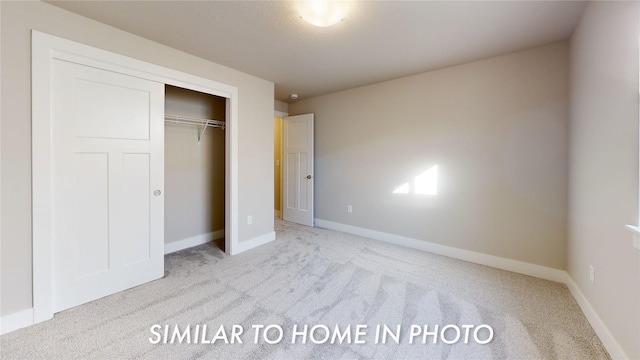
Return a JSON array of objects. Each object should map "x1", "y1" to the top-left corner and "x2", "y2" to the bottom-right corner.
[
  {"x1": 306, "y1": 175, "x2": 312, "y2": 179},
  {"x1": 153, "y1": 190, "x2": 162, "y2": 196}
]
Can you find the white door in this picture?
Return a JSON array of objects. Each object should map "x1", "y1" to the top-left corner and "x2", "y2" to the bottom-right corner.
[
  {"x1": 283, "y1": 114, "x2": 314, "y2": 226},
  {"x1": 51, "y1": 59, "x2": 165, "y2": 312}
]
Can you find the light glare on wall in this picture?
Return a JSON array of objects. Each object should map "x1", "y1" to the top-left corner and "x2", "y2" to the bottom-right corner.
[
  {"x1": 393, "y1": 183, "x2": 410, "y2": 194},
  {"x1": 298, "y1": 0, "x2": 349, "y2": 27},
  {"x1": 393, "y1": 165, "x2": 438, "y2": 195}
]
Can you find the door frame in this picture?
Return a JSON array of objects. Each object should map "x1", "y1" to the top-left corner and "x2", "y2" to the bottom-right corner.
[{"x1": 31, "y1": 31, "x2": 239, "y2": 323}]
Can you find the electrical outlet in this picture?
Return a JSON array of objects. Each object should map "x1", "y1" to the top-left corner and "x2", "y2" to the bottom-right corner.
[
  {"x1": 247, "y1": 215, "x2": 253, "y2": 225},
  {"x1": 347, "y1": 205, "x2": 352, "y2": 214},
  {"x1": 589, "y1": 265, "x2": 595, "y2": 283}
]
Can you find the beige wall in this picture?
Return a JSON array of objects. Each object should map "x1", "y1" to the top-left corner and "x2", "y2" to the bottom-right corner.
[
  {"x1": 290, "y1": 42, "x2": 569, "y2": 270},
  {"x1": 274, "y1": 100, "x2": 289, "y2": 114},
  {"x1": 165, "y1": 86, "x2": 225, "y2": 244},
  {"x1": 0, "y1": 1, "x2": 274, "y2": 316},
  {"x1": 568, "y1": 2, "x2": 640, "y2": 358}
]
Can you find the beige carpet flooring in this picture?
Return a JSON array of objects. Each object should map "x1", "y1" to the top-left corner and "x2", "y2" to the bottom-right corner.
[{"x1": 1, "y1": 220, "x2": 609, "y2": 359}]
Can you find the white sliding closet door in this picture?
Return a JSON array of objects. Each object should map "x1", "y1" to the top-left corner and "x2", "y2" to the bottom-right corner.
[{"x1": 51, "y1": 59, "x2": 165, "y2": 312}]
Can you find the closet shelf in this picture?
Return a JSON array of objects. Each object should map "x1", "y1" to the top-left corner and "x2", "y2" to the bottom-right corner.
[{"x1": 164, "y1": 114, "x2": 225, "y2": 144}]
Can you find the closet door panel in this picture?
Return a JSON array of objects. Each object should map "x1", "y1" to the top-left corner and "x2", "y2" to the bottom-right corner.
[
  {"x1": 120, "y1": 153, "x2": 152, "y2": 266},
  {"x1": 72, "y1": 152, "x2": 110, "y2": 277},
  {"x1": 51, "y1": 59, "x2": 164, "y2": 313},
  {"x1": 74, "y1": 70, "x2": 151, "y2": 140}
]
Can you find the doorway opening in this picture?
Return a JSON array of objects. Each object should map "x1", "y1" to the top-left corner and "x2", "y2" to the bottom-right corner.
[
  {"x1": 164, "y1": 85, "x2": 226, "y2": 253},
  {"x1": 274, "y1": 116, "x2": 283, "y2": 219},
  {"x1": 279, "y1": 113, "x2": 315, "y2": 227}
]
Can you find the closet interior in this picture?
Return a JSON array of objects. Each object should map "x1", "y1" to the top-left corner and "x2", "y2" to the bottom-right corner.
[{"x1": 164, "y1": 85, "x2": 226, "y2": 252}]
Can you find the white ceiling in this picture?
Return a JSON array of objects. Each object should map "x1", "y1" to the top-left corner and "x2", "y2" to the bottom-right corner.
[{"x1": 47, "y1": 1, "x2": 587, "y2": 102}]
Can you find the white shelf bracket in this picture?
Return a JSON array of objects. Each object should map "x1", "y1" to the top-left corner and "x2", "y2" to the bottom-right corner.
[{"x1": 198, "y1": 120, "x2": 210, "y2": 144}]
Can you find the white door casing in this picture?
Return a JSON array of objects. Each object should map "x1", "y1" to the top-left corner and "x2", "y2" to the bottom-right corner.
[
  {"x1": 32, "y1": 31, "x2": 240, "y2": 323},
  {"x1": 51, "y1": 60, "x2": 165, "y2": 312},
  {"x1": 283, "y1": 114, "x2": 314, "y2": 227}
]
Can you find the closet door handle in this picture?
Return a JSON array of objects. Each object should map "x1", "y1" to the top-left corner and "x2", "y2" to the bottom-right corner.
[
  {"x1": 153, "y1": 190, "x2": 162, "y2": 196},
  {"x1": 306, "y1": 175, "x2": 312, "y2": 180}
]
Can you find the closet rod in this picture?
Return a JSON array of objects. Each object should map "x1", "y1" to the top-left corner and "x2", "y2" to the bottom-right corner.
[{"x1": 164, "y1": 114, "x2": 225, "y2": 144}]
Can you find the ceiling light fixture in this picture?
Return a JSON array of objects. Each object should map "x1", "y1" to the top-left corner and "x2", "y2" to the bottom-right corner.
[
  {"x1": 290, "y1": 93, "x2": 299, "y2": 100},
  {"x1": 298, "y1": 0, "x2": 349, "y2": 27}
]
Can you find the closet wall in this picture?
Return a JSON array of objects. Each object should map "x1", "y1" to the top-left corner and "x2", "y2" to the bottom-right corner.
[{"x1": 164, "y1": 85, "x2": 226, "y2": 247}]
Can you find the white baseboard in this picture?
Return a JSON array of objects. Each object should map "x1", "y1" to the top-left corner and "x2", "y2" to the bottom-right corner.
[
  {"x1": 565, "y1": 276, "x2": 629, "y2": 360},
  {"x1": 1, "y1": 308, "x2": 34, "y2": 335},
  {"x1": 4, "y1": 222, "x2": 628, "y2": 360},
  {"x1": 0, "y1": 231, "x2": 270, "y2": 335},
  {"x1": 314, "y1": 218, "x2": 567, "y2": 283},
  {"x1": 164, "y1": 230, "x2": 225, "y2": 255},
  {"x1": 314, "y1": 218, "x2": 630, "y2": 359},
  {"x1": 233, "y1": 231, "x2": 276, "y2": 255}
]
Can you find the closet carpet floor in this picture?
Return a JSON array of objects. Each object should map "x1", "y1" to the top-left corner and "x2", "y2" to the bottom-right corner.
[{"x1": 1, "y1": 220, "x2": 609, "y2": 359}]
